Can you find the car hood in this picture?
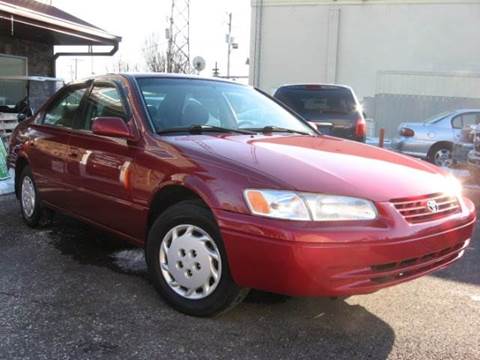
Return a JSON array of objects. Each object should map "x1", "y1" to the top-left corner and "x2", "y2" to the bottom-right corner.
[{"x1": 171, "y1": 134, "x2": 452, "y2": 202}]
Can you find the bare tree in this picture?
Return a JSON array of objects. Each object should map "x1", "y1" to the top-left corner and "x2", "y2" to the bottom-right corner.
[
  {"x1": 143, "y1": 33, "x2": 193, "y2": 73},
  {"x1": 143, "y1": 33, "x2": 167, "y2": 72},
  {"x1": 107, "y1": 56, "x2": 140, "y2": 73}
]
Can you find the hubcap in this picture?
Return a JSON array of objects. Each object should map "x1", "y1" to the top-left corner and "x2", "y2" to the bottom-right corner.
[
  {"x1": 434, "y1": 148, "x2": 453, "y2": 167},
  {"x1": 21, "y1": 176, "x2": 35, "y2": 218},
  {"x1": 159, "y1": 224, "x2": 222, "y2": 300}
]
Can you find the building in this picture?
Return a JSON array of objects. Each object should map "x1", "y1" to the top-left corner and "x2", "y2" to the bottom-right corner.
[
  {"x1": 249, "y1": 0, "x2": 480, "y2": 136},
  {"x1": 0, "y1": 0, "x2": 120, "y2": 78}
]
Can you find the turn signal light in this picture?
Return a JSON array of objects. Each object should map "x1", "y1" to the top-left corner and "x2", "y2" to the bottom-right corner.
[
  {"x1": 245, "y1": 190, "x2": 271, "y2": 214},
  {"x1": 400, "y1": 127, "x2": 415, "y2": 137}
]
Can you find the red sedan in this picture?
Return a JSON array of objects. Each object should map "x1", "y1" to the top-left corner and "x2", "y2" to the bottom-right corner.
[{"x1": 8, "y1": 74, "x2": 475, "y2": 316}]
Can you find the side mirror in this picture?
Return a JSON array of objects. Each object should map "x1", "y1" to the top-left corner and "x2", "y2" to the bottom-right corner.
[
  {"x1": 17, "y1": 113, "x2": 27, "y2": 122},
  {"x1": 91, "y1": 117, "x2": 133, "y2": 139}
]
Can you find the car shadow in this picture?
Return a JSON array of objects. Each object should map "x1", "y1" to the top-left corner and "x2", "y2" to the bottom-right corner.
[
  {"x1": 43, "y1": 213, "x2": 395, "y2": 360},
  {"x1": 220, "y1": 293, "x2": 395, "y2": 359}
]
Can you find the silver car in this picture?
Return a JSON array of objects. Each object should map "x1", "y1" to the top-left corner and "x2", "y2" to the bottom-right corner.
[{"x1": 391, "y1": 109, "x2": 480, "y2": 167}]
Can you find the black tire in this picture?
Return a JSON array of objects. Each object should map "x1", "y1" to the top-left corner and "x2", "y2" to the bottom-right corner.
[
  {"x1": 146, "y1": 200, "x2": 249, "y2": 317},
  {"x1": 18, "y1": 165, "x2": 43, "y2": 227},
  {"x1": 428, "y1": 143, "x2": 453, "y2": 167}
]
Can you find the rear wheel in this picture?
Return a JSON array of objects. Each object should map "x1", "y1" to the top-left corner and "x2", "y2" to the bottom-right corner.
[
  {"x1": 428, "y1": 143, "x2": 453, "y2": 167},
  {"x1": 19, "y1": 166, "x2": 42, "y2": 227},
  {"x1": 146, "y1": 200, "x2": 249, "y2": 317}
]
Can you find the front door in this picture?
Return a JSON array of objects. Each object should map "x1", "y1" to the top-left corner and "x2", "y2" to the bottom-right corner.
[
  {"x1": 26, "y1": 84, "x2": 88, "y2": 208},
  {"x1": 452, "y1": 112, "x2": 480, "y2": 142},
  {"x1": 66, "y1": 81, "x2": 141, "y2": 238}
]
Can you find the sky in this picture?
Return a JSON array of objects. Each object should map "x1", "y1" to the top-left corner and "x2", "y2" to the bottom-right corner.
[{"x1": 51, "y1": 0, "x2": 251, "y2": 82}]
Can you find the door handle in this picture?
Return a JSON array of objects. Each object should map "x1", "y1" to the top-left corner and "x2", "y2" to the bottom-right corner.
[{"x1": 68, "y1": 152, "x2": 79, "y2": 158}]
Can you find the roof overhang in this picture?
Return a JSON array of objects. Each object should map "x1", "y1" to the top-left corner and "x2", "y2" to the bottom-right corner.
[{"x1": 0, "y1": 1, "x2": 121, "y2": 46}]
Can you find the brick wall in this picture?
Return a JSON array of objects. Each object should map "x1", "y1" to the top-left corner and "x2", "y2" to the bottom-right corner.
[{"x1": 0, "y1": 36, "x2": 53, "y2": 77}]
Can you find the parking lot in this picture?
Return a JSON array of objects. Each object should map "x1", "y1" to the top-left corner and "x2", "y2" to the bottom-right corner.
[{"x1": 0, "y1": 193, "x2": 479, "y2": 360}]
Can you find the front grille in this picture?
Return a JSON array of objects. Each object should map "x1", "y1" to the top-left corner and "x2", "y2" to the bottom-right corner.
[{"x1": 391, "y1": 193, "x2": 460, "y2": 223}]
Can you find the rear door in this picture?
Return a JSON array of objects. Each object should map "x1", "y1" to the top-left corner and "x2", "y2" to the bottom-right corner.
[
  {"x1": 451, "y1": 112, "x2": 480, "y2": 142},
  {"x1": 26, "y1": 84, "x2": 88, "y2": 208},
  {"x1": 66, "y1": 81, "x2": 141, "y2": 237}
]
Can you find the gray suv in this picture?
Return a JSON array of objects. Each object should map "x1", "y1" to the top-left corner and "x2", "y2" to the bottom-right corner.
[{"x1": 273, "y1": 84, "x2": 366, "y2": 142}]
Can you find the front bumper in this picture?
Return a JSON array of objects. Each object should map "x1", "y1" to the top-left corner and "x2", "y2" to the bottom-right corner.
[
  {"x1": 391, "y1": 137, "x2": 431, "y2": 158},
  {"x1": 453, "y1": 142, "x2": 474, "y2": 164},
  {"x1": 216, "y1": 198, "x2": 475, "y2": 297},
  {"x1": 467, "y1": 149, "x2": 480, "y2": 167}
]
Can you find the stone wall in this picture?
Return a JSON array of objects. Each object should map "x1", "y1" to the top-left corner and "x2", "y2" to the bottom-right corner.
[{"x1": 0, "y1": 36, "x2": 54, "y2": 77}]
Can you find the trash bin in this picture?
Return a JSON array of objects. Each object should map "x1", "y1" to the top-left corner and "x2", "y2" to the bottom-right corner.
[{"x1": 0, "y1": 138, "x2": 9, "y2": 180}]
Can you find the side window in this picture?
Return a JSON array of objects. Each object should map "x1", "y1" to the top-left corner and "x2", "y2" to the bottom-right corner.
[
  {"x1": 452, "y1": 115, "x2": 463, "y2": 129},
  {"x1": 80, "y1": 84, "x2": 128, "y2": 130},
  {"x1": 43, "y1": 86, "x2": 87, "y2": 127}
]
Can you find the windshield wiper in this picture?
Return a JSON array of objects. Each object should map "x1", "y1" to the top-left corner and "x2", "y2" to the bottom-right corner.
[
  {"x1": 158, "y1": 125, "x2": 255, "y2": 135},
  {"x1": 246, "y1": 126, "x2": 311, "y2": 136}
]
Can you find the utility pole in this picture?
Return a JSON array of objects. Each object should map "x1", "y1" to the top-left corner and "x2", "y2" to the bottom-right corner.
[
  {"x1": 226, "y1": 12, "x2": 232, "y2": 78},
  {"x1": 225, "y1": 13, "x2": 239, "y2": 79},
  {"x1": 212, "y1": 62, "x2": 220, "y2": 77},
  {"x1": 166, "y1": 2, "x2": 174, "y2": 73},
  {"x1": 166, "y1": 0, "x2": 191, "y2": 73},
  {"x1": 74, "y1": 58, "x2": 78, "y2": 80},
  {"x1": 88, "y1": 45, "x2": 94, "y2": 75}
]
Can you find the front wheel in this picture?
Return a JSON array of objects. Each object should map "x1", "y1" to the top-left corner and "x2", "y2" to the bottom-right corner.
[{"x1": 146, "y1": 200, "x2": 249, "y2": 317}]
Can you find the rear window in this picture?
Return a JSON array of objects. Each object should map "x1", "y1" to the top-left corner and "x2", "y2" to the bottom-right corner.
[{"x1": 275, "y1": 86, "x2": 357, "y2": 117}]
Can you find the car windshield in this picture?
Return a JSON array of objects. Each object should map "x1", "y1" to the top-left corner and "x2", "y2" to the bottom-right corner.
[
  {"x1": 136, "y1": 78, "x2": 314, "y2": 135},
  {"x1": 274, "y1": 86, "x2": 357, "y2": 117},
  {"x1": 424, "y1": 111, "x2": 452, "y2": 124}
]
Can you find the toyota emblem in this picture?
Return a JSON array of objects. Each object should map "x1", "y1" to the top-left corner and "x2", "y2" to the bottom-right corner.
[{"x1": 426, "y1": 200, "x2": 440, "y2": 213}]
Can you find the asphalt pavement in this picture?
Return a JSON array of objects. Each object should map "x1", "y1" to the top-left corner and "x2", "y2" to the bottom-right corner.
[{"x1": 0, "y1": 193, "x2": 479, "y2": 360}]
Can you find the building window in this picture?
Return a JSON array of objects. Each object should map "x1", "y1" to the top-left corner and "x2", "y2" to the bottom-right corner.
[
  {"x1": 0, "y1": 54, "x2": 28, "y2": 107},
  {"x1": 0, "y1": 54, "x2": 27, "y2": 76}
]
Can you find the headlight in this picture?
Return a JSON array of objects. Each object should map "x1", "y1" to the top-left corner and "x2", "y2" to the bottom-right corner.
[
  {"x1": 244, "y1": 189, "x2": 377, "y2": 221},
  {"x1": 445, "y1": 174, "x2": 463, "y2": 197},
  {"x1": 244, "y1": 189, "x2": 310, "y2": 221}
]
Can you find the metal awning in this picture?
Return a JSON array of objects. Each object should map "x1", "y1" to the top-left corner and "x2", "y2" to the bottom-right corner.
[{"x1": 0, "y1": 0, "x2": 120, "y2": 56}]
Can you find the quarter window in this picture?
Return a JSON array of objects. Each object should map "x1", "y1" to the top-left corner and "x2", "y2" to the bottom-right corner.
[
  {"x1": 43, "y1": 86, "x2": 87, "y2": 128},
  {"x1": 81, "y1": 84, "x2": 127, "y2": 130}
]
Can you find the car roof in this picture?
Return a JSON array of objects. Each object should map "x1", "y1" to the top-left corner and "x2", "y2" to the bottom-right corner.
[
  {"x1": 275, "y1": 83, "x2": 353, "y2": 91},
  {"x1": 451, "y1": 108, "x2": 480, "y2": 114},
  {"x1": 68, "y1": 73, "x2": 247, "y2": 87}
]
